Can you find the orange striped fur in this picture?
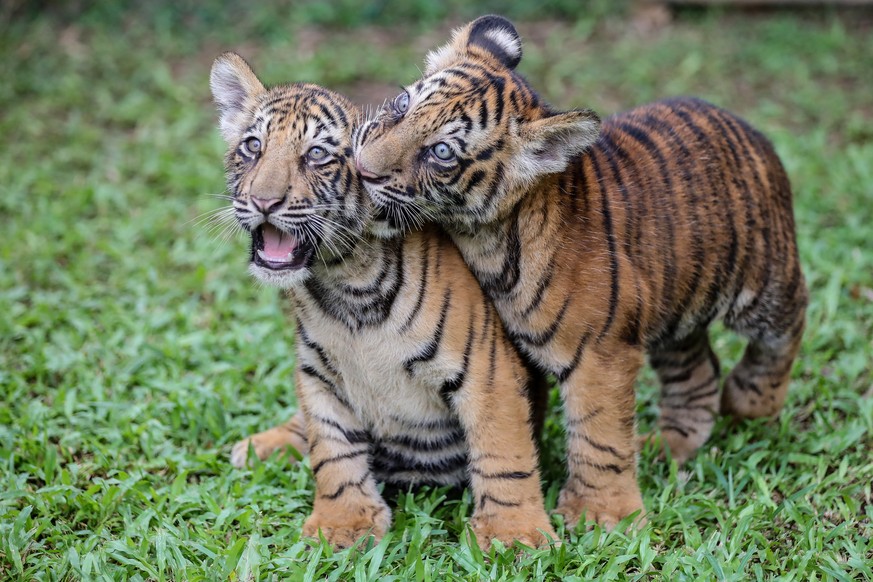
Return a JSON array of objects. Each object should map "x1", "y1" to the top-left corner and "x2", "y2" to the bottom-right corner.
[{"x1": 355, "y1": 16, "x2": 807, "y2": 529}]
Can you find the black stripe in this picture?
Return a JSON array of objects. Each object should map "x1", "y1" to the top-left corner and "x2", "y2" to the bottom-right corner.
[
  {"x1": 574, "y1": 455, "x2": 627, "y2": 474},
  {"x1": 399, "y1": 237, "x2": 430, "y2": 332},
  {"x1": 308, "y1": 413, "x2": 370, "y2": 444},
  {"x1": 613, "y1": 120, "x2": 678, "y2": 325},
  {"x1": 470, "y1": 468, "x2": 533, "y2": 480},
  {"x1": 555, "y1": 331, "x2": 591, "y2": 382},
  {"x1": 730, "y1": 374, "x2": 763, "y2": 396},
  {"x1": 478, "y1": 494, "x2": 521, "y2": 510},
  {"x1": 650, "y1": 344, "x2": 706, "y2": 370},
  {"x1": 565, "y1": 406, "x2": 604, "y2": 427},
  {"x1": 371, "y1": 446, "x2": 468, "y2": 475},
  {"x1": 509, "y1": 293, "x2": 572, "y2": 349},
  {"x1": 299, "y1": 364, "x2": 353, "y2": 410},
  {"x1": 440, "y1": 317, "x2": 475, "y2": 406},
  {"x1": 661, "y1": 425, "x2": 690, "y2": 437},
  {"x1": 311, "y1": 448, "x2": 369, "y2": 474},
  {"x1": 659, "y1": 367, "x2": 696, "y2": 385},
  {"x1": 403, "y1": 289, "x2": 452, "y2": 374},
  {"x1": 320, "y1": 472, "x2": 371, "y2": 500},
  {"x1": 520, "y1": 253, "x2": 557, "y2": 318},
  {"x1": 577, "y1": 432, "x2": 631, "y2": 461},
  {"x1": 674, "y1": 107, "x2": 739, "y2": 323},
  {"x1": 590, "y1": 152, "x2": 620, "y2": 340},
  {"x1": 466, "y1": 169, "x2": 486, "y2": 191},
  {"x1": 380, "y1": 427, "x2": 465, "y2": 453},
  {"x1": 706, "y1": 109, "x2": 757, "y2": 296},
  {"x1": 297, "y1": 323, "x2": 339, "y2": 377},
  {"x1": 663, "y1": 376, "x2": 719, "y2": 400}
]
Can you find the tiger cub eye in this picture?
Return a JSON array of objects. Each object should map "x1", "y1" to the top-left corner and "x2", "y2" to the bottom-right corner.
[
  {"x1": 394, "y1": 92, "x2": 410, "y2": 114},
  {"x1": 243, "y1": 136, "x2": 261, "y2": 155},
  {"x1": 308, "y1": 146, "x2": 328, "y2": 161},
  {"x1": 432, "y1": 142, "x2": 454, "y2": 161}
]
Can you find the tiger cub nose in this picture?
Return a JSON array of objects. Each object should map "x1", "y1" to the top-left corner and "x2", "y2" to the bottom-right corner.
[
  {"x1": 251, "y1": 195, "x2": 285, "y2": 215},
  {"x1": 355, "y1": 159, "x2": 389, "y2": 185}
]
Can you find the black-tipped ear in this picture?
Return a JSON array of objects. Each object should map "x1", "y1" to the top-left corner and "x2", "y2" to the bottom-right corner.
[
  {"x1": 424, "y1": 15, "x2": 523, "y2": 75},
  {"x1": 466, "y1": 15, "x2": 522, "y2": 70}
]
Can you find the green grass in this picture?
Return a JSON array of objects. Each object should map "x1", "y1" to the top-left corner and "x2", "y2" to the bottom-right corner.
[{"x1": 2, "y1": 3, "x2": 872, "y2": 580}]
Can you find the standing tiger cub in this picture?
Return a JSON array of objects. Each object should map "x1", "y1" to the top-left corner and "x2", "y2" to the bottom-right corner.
[
  {"x1": 210, "y1": 53, "x2": 556, "y2": 549},
  {"x1": 356, "y1": 16, "x2": 807, "y2": 528}
]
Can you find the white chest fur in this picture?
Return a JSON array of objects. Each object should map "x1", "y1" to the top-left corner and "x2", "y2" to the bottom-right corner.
[{"x1": 313, "y1": 316, "x2": 451, "y2": 431}]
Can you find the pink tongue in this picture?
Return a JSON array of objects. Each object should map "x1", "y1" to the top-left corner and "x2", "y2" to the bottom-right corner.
[{"x1": 262, "y1": 224, "x2": 296, "y2": 260}]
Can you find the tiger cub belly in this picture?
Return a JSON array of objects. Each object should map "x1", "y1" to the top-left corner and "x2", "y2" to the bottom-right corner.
[{"x1": 312, "y1": 324, "x2": 469, "y2": 487}]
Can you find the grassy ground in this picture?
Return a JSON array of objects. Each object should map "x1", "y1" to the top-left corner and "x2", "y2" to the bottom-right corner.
[{"x1": 1, "y1": 3, "x2": 872, "y2": 580}]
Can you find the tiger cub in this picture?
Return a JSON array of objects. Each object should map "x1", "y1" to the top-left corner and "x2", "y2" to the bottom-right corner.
[
  {"x1": 210, "y1": 52, "x2": 556, "y2": 549},
  {"x1": 355, "y1": 16, "x2": 807, "y2": 529}
]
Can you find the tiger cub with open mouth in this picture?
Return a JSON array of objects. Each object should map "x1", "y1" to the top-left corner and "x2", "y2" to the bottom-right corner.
[{"x1": 210, "y1": 52, "x2": 555, "y2": 549}]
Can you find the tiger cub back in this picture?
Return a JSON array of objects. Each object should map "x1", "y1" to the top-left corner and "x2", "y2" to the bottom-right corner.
[
  {"x1": 210, "y1": 52, "x2": 556, "y2": 549},
  {"x1": 355, "y1": 16, "x2": 807, "y2": 530}
]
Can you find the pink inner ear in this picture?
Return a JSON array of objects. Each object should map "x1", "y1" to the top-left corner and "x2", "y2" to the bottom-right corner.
[{"x1": 262, "y1": 223, "x2": 297, "y2": 259}]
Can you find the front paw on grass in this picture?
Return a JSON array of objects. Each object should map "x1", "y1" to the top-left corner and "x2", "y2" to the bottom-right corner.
[
  {"x1": 467, "y1": 517, "x2": 559, "y2": 551},
  {"x1": 301, "y1": 506, "x2": 391, "y2": 550},
  {"x1": 554, "y1": 489, "x2": 646, "y2": 532}
]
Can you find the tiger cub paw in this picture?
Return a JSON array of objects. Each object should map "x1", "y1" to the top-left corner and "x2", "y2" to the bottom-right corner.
[
  {"x1": 230, "y1": 430, "x2": 306, "y2": 468},
  {"x1": 302, "y1": 500, "x2": 391, "y2": 549},
  {"x1": 469, "y1": 509, "x2": 558, "y2": 550},
  {"x1": 555, "y1": 487, "x2": 646, "y2": 532}
]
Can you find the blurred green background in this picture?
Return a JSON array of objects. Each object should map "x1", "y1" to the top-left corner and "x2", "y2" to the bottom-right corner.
[{"x1": 1, "y1": 1, "x2": 871, "y2": 579}]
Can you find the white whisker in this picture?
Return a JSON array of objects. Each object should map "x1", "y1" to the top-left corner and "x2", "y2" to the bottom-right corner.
[{"x1": 187, "y1": 205, "x2": 235, "y2": 228}]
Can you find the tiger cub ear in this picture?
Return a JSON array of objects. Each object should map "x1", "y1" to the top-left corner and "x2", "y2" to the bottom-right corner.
[
  {"x1": 210, "y1": 52, "x2": 266, "y2": 143},
  {"x1": 425, "y1": 15, "x2": 522, "y2": 75},
  {"x1": 508, "y1": 109, "x2": 602, "y2": 188}
]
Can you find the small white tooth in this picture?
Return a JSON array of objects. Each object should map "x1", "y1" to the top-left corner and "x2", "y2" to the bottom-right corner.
[
  {"x1": 257, "y1": 249, "x2": 293, "y2": 263},
  {"x1": 257, "y1": 249, "x2": 278, "y2": 262}
]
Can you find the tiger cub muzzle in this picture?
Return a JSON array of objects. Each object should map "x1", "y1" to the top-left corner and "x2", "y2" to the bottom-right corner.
[{"x1": 250, "y1": 221, "x2": 316, "y2": 272}]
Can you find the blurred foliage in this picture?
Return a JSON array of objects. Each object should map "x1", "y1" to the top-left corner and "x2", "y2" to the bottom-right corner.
[{"x1": 5, "y1": 0, "x2": 627, "y2": 34}]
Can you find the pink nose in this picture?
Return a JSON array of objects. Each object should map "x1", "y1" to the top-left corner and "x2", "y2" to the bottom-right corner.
[
  {"x1": 355, "y1": 158, "x2": 380, "y2": 180},
  {"x1": 251, "y1": 196, "x2": 284, "y2": 214}
]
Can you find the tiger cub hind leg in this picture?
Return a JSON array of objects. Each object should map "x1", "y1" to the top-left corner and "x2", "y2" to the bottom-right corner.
[
  {"x1": 722, "y1": 301, "x2": 806, "y2": 419},
  {"x1": 648, "y1": 328, "x2": 721, "y2": 464},
  {"x1": 230, "y1": 410, "x2": 309, "y2": 468}
]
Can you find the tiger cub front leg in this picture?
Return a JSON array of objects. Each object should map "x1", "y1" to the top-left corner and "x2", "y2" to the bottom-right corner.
[
  {"x1": 450, "y1": 354, "x2": 556, "y2": 549},
  {"x1": 556, "y1": 343, "x2": 646, "y2": 530},
  {"x1": 296, "y1": 369, "x2": 390, "y2": 549}
]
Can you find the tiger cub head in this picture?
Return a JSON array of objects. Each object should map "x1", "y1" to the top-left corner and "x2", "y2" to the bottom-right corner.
[
  {"x1": 210, "y1": 53, "x2": 366, "y2": 288},
  {"x1": 355, "y1": 15, "x2": 602, "y2": 234}
]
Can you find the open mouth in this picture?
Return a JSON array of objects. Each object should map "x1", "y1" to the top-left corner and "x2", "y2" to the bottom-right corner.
[
  {"x1": 251, "y1": 223, "x2": 315, "y2": 271},
  {"x1": 373, "y1": 204, "x2": 401, "y2": 229}
]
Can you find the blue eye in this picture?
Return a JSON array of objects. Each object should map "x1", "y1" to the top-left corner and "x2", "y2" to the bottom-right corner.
[
  {"x1": 432, "y1": 142, "x2": 454, "y2": 161},
  {"x1": 242, "y1": 137, "x2": 261, "y2": 155},
  {"x1": 394, "y1": 92, "x2": 410, "y2": 114},
  {"x1": 308, "y1": 146, "x2": 328, "y2": 161}
]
